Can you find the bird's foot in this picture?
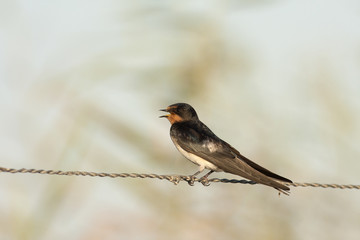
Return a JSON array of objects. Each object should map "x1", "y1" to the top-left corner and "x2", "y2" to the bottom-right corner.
[
  {"x1": 187, "y1": 175, "x2": 197, "y2": 186},
  {"x1": 199, "y1": 176, "x2": 210, "y2": 186},
  {"x1": 169, "y1": 175, "x2": 181, "y2": 185}
]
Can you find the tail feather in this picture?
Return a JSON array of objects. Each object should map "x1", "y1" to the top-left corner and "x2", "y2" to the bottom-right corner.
[
  {"x1": 222, "y1": 157, "x2": 291, "y2": 192},
  {"x1": 226, "y1": 143, "x2": 292, "y2": 183},
  {"x1": 239, "y1": 154, "x2": 292, "y2": 183}
]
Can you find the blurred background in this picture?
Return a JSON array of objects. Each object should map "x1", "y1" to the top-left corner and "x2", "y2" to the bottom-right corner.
[{"x1": 1, "y1": 0, "x2": 360, "y2": 239}]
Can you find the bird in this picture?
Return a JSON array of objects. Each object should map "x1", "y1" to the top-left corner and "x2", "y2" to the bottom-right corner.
[{"x1": 160, "y1": 103, "x2": 292, "y2": 194}]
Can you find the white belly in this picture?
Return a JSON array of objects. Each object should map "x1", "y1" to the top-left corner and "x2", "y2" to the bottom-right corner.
[{"x1": 175, "y1": 144, "x2": 219, "y2": 172}]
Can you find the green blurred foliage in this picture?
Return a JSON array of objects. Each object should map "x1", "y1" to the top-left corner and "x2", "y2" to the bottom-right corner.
[{"x1": 0, "y1": 1, "x2": 360, "y2": 240}]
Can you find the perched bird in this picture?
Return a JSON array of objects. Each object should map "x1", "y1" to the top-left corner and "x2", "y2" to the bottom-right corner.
[{"x1": 160, "y1": 103, "x2": 292, "y2": 194}]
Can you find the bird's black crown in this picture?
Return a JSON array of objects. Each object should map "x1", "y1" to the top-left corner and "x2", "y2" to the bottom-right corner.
[{"x1": 168, "y1": 103, "x2": 198, "y2": 120}]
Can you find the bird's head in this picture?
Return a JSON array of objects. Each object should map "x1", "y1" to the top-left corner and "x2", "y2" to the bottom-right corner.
[{"x1": 160, "y1": 103, "x2": 199, "y2": 124}]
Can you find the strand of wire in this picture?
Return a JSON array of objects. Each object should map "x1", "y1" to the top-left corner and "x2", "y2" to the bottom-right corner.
[{"x1": 1, "y1": 166, "x2": 359, "y2": 189}]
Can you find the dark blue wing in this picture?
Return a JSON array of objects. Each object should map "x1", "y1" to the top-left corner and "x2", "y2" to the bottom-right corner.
[{"x1": 170, "y1": 120, "x2": 291, "y2": 191}]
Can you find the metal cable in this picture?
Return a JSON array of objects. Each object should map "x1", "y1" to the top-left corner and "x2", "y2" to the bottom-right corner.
[{"x1": 1, "y1": 166, "x2": 359, "y2": 189}]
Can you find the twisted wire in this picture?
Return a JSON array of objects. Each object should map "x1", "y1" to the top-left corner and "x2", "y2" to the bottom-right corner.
[{"x1": 1, "y1": 166, "x2": 359, "y2": 189}]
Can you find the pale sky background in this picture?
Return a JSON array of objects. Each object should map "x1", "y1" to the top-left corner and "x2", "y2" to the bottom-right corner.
[{"x1": 1, "y1": 1, "x2": 360, "y2": 240}]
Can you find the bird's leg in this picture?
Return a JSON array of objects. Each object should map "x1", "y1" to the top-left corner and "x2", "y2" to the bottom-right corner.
[
  {"x1": 199, "y1": 170, "x2": 214, "y2": 186},
  {"x1": 187, "y1": 170, "x2": 201, "y2": 186},
  {"x1": 277, "y1": 188, "x2": 290, "y2": 196}
]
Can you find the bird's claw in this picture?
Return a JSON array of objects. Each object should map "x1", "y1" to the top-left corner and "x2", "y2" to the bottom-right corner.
[
  {"x1": 200, "y1": 177, "x2": 210, "y2": 186},
  {"x1": 187, "y1": 175, "x2": 197, "y2": 186},
  {"x1": 170, "y1": 176, "x2": 180, "y2": 185}
]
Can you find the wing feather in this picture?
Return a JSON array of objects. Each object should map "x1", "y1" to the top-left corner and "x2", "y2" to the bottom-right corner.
[{"x1": 171, "y1": 121, "x2": 290, "y2": 191}]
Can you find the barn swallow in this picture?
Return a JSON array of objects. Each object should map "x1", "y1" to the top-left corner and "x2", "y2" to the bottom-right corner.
[{"x1": 160, "y1": 103, "x2": 292, "y2": 194}]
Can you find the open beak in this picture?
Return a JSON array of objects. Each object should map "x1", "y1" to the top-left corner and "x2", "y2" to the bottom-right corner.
[{"x1": 159, "y1": 109, "x2": 170, "y2": 118}]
